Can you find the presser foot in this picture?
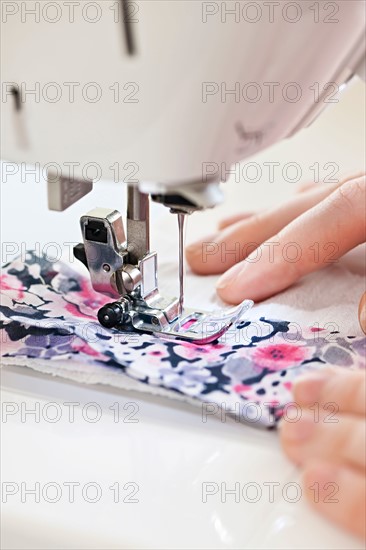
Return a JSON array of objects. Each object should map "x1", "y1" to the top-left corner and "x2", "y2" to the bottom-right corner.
[
  {"x1": 74, "y1": 202, "x2": 253, "y2": 344},
  {"x1": 97, "y1": 298, "x2": 253, "y2": 344}
]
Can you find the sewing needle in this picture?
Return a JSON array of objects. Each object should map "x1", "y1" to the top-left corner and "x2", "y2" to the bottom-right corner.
[{"x1": 177, "y1": 212, "x2": 186, "y2": 316}]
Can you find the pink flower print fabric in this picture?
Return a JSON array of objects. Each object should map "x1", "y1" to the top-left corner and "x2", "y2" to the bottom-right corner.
[{"x1": 1, "y1": 252, "x2": 365, "y2": 428}]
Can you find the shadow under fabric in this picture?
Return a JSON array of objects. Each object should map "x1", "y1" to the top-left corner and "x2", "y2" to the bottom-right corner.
[{"x1": 1, "y1": 253, "x2": 365, "y2": 428}]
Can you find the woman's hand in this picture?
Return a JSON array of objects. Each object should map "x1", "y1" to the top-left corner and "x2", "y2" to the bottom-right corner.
[
  {"x1": 186, "y1": 174, "x2": 366, "y2": 332},
  {"x1": 280, "y1": 368, "x2": 366, "y2": 540}
]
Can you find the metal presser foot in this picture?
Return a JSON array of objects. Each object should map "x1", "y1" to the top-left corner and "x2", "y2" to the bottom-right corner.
[{"x1": 74, "y1": 186, "x2": 253, "y2": 344}]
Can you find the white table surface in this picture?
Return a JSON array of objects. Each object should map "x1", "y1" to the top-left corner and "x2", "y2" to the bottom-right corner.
[{"x1": 1, "y1": 80, "x2": 365, "y2": 549}]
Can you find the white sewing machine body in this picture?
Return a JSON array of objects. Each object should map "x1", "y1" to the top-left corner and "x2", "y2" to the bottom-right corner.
[{"x1": 2, "y1": 0, "x2": 365, "y2": 190}]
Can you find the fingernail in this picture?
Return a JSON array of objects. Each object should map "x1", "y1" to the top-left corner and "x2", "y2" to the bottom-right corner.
[
  {"x1": 216, "y1": 263, "x2": 244, "y2": 290},
  {"x1": 303, "y1": 462, "x2": 341, "y2": 503},
  {"x1": 282, "y1": 411, "x2": 315, "y2": 442},
  {"x1": 293, "y1": 372, "x2": 328, "y2": 405},
  {"x1": 186, "y1": 234, "x2": 218, "y2": 256},
  {"x1": 185, "y1": 242, "x2": 202, "y2": 255}
]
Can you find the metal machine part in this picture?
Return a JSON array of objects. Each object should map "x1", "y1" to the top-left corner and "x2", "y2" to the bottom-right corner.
[
  {"x1": 148, "y1": 178, "x2": 224, "y2": 214},
  {"x1": 98, "y1": 298, "x2": 253, "y2": 344},
  {"x1": 74, "y1": 186, "x2": 253, "y2": 343},
  {"x1": 47, "y1": 171, "x2": 93, "y2": 212}
]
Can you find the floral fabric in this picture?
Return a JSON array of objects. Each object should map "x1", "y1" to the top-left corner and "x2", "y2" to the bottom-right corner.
[{"x1": 1, "y1": 253, "x2": 365, "y2": 427}]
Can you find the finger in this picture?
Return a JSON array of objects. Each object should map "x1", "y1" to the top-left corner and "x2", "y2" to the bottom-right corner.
[
  {"x1": 186, "y1": 180, "x2": 341, "y2": 275},
  {"x1": 296, "y1": 173, "x2": 364, "y2": 194},
  {"x1": 293, "y1": 368, "x2": 366, "y2": 415},
  {"x1": 218, "y1": 212, "x2": 256, "y2": 230},
  {"x1": 216, "y1": 176, "x2": 366, "y2": 303},
  {"x1": 303, "y1": 461, "x2": 366, "y2": 540},
  {"x1": 280, "y1": 410, "x2": 366, "y2": 471},
  {"x1": 359, "y1": 292, "x2": 366, "y2": 334}
]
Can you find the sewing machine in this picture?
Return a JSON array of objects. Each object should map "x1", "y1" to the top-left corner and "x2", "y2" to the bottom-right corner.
[{"x1": 1, "y1": 0, "x2": 365, "y2": 342}]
